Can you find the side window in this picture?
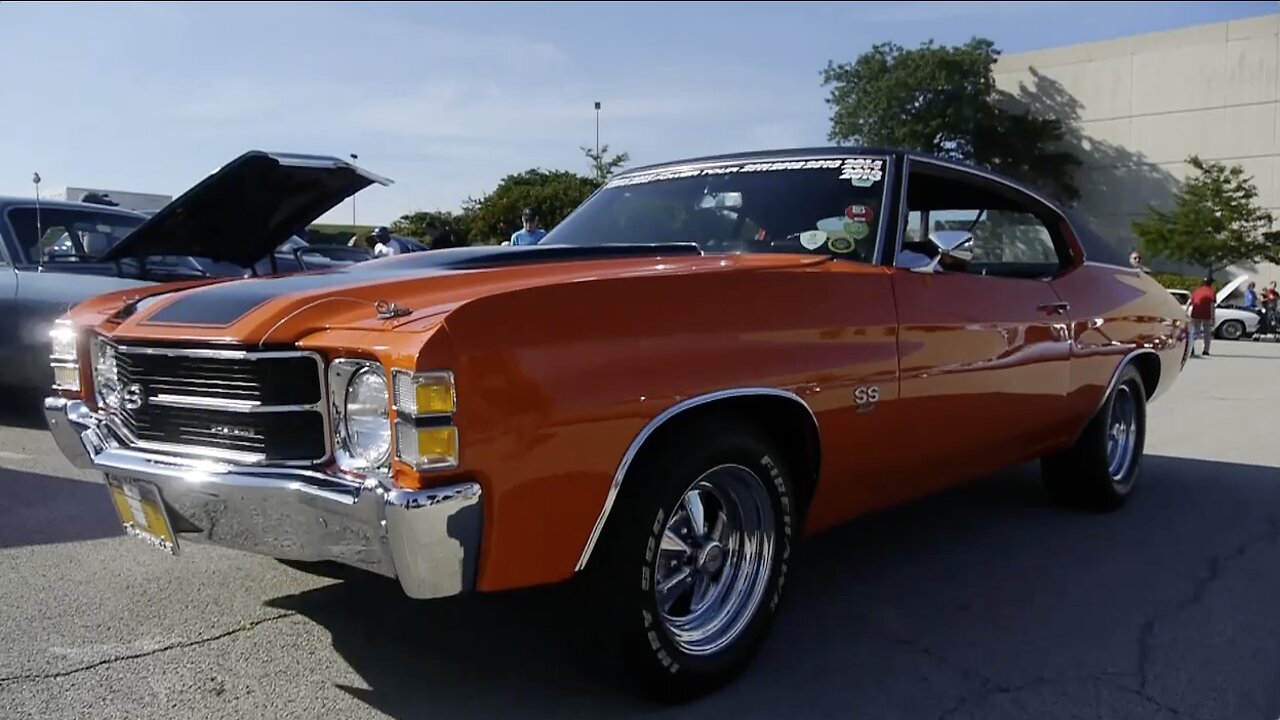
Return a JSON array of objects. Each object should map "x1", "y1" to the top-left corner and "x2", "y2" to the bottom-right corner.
[{"x1": 896, "y1": 162, "x2": 1067, "y2": 279}]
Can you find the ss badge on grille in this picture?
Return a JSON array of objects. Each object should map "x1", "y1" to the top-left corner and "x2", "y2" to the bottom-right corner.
[
  {"x1": 121, "y1": 384, "x2": 145, "y2": 411},
  {"x1": 210, "y1": 425, "x2": 255, "y2": 438}
]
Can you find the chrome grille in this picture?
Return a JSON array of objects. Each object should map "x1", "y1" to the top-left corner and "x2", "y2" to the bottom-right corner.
[{"x1": 102, "y1": 342, "x2": 329, "y2": 466}]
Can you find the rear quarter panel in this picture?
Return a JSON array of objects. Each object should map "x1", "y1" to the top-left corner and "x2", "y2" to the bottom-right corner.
[
  {"x1": 1051, "y1": 262, "x2": 1188, "y2": 422},
  {"x1": 416, "y1": 259, "x2": 901, "y2": 592}
]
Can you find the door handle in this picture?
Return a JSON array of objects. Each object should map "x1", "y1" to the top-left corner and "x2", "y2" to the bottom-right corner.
[{"x1": 1038, "y1": 301, "x2": 1070, "y2": 315}]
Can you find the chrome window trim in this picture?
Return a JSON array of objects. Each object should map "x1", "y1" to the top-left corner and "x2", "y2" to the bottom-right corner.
[
  {"x1": 573, "y1": 386, "x2": 819, "y2": 572},
  {"x1": 94, "y1": 337, "x2": 332, "y2": 468},
  {"x1": 329, "y1": 358, "x2": 394, "y2": 476},
  {"x1": 891, "y1": 154, "x2": 1078, "y2": 274},
  {"x1": 870, "y1": 153, "x2": 898, "y2": 267}
]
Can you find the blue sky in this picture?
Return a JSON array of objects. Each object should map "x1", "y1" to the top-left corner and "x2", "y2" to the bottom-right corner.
[{"x1": 1, "y1": 1, "x2": 1276, "y2": 227}]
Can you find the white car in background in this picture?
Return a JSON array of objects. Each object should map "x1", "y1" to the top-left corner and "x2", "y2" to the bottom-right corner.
[{"x1": 1167, "y1": 275, "x2": 1262, "y2": 341}]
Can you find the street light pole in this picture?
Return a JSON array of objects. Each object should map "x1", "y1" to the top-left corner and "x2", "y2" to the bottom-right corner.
[
  {"x1": 349, "y1": 153, "x2": 358, "y2": 227},
  {"x1": 594, "y1": 101, "x2": 601, "y2": 180}
]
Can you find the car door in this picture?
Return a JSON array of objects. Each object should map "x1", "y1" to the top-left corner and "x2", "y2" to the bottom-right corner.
[
  {"x1": 885, "y1": 157, "x2": 1075, "y2": 497},
  {"x1": 0, "y1": 234, "x2": 19, "y2": 384}
]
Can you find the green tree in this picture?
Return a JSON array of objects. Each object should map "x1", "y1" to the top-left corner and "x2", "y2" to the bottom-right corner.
[
  {"x1": 820, "y1": 37, "x2": 1081, "y2": 203},
  {"x1": 1132, "y1": 155, "x2": 1280, "y2": 275},
  {"x1": 583, "y1": 143, "x2": 630, "y2": 183},
  {"x1": 391, "y1": 210, "x2": 472, "y2": 246},
  {"x1": 463, "y1": 168, "x2": 600, "y2": 244}
]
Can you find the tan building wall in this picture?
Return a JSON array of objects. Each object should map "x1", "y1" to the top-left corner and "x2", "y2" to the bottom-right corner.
[{"x1": 995, "y1": 12, "x2": 1280, "y2": 287}]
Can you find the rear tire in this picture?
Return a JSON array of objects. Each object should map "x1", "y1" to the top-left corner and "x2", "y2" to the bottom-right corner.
[
  {"x1": 586, "y1": 414, "x2": 798, "y2": 703},
  {"x1": 1042, "y1": 365, "x2": 1147, "y2": 512}
]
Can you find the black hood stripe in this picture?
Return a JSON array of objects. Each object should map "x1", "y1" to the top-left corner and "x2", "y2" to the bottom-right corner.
[{"x1": 141, "y1": 243, "x2": 702, "y2": 326}]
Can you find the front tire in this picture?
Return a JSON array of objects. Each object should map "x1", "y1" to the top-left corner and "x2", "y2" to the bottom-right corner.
[
  {"x1": 1042, "y1": 365, "x2": 1147, "y2": 511},
  {"x1": 588, "y1": 415, "x2": 797, "y2": 702},
  {"x1": 1218, "y1": 319, "x2": 1246, "y2": 341}
]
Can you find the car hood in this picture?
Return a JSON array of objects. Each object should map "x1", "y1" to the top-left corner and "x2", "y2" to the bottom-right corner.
[
  {"x1": 97, "y1": 151, "x2": 391, "y2": 268},
  {"x1": 1217, "y1": 275, "x2": 1249, "y2": 305},
  {"x1": 74, "y1": 244, "x2": 833, "y2": 345}
]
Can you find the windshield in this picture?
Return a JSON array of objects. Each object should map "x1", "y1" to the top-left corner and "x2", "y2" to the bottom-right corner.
[
  {"x1": 6, "y1": 206, "x2": 146, "y2": 264},
  {"x1": 543, "y1": 155, "x2": 890, "y2": 263}
]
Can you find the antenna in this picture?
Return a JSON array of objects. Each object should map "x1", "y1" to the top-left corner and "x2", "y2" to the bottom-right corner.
[{"x1": 31, "y1": 172, "x2": 42, "y2": 252}]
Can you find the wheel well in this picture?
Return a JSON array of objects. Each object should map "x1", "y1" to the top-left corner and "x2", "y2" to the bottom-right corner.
[
  {"x1": 633, "y1": 395, "x2": 822, "y2": 516},
  {"x1": 1130, "y1": 351, "x2": 1161, "y2": 400},
  {"x1": 576, "y1": 392, "x2": 823, "y2": 573}
]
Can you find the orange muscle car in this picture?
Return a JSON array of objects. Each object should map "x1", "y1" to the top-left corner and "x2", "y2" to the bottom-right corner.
[{"x1": 44, "y1": 148, "x2": 1190, "y2": 700}]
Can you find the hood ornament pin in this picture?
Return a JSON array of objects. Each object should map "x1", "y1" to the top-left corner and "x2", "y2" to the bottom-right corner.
[{"x1": 375, "y1": 300, "x2": 412, "y2": 319}]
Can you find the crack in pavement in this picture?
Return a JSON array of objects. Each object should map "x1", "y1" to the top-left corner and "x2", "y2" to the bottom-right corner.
[
  {"x1": 1134, "y1": 518, "x2": 1280, "y2": 695},
  {"x1": 0, "y1": 612, "x2": 295, "y2": 686},
  {"x1": 871, "y1": 628, "x2": 1181, "y2": 720},
  {"x1": 873, "y1": 627, "x2": 1004, "y2": 692},
  {"x1": 935, "y1": 673, "x2": 1209, "y2": 720},
  {"x1": 935, "y1": 672, "x2": 1134, "y2": 720}
]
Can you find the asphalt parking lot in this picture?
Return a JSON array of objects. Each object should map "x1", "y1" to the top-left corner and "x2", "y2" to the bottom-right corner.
[{"x1": 1, "y1": 342, "x2": 1279, "y2": 720}]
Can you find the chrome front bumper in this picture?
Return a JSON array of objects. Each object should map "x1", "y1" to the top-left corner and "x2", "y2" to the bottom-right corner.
[{"x1": 44, "y1": 396, "x2": 482, "y2": 600}]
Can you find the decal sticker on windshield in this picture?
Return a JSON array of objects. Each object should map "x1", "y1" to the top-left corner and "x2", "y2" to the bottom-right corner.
[
  {"x1": 845, "y1": 204, "x2": 874, "y2": 223},
  {"x1": 828, "y1": 236, "x2": 856, "y2": 254},
  {"x1": 816, "y1": 216, "x2": 850, "y2": 237},
  {"x1": 846, "y1": 221, "x2": 871, "y2": 240},
  {"x1": 840, "y1": 158, "x2": 884, "y2": 187},
  {"x1": 799, "y1": 230, "x2": 828, "y2": 250},
  {"x1": 605, "y1": 156, "x2": 888, "y2": 188}
]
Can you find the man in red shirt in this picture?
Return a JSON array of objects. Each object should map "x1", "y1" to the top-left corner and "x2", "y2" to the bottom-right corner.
[{"x1": 1188, "y1": 276, "x2": 1217, "y2": 356}]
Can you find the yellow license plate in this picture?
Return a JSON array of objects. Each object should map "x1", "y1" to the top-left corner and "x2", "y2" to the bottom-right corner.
[{"x1": 106, "y1": 476, "x2": 179, "y2": 555}]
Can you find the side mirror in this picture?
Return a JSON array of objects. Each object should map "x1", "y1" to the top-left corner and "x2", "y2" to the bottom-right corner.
[
  {"x1": 913, "y1": 230, "x2": 974, "y2": 273},
  {"x1": 929, "y1": 230, "x2": 975, "y2": 261}
]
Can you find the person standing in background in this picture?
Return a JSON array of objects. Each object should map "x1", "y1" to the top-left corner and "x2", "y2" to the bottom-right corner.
[
  {"x1": 1244, "y1": 281, "x2": 1259, "y2": 310},
  {"x1": 510, "y1": 208, "x2": 548, "y2": 246},
  {"x1": 1129, "y1": 249, "x2": 1151, "y2": 272},
  {"x1": 1188, "y1": 276, "x2": 1217, "y2": 357}
]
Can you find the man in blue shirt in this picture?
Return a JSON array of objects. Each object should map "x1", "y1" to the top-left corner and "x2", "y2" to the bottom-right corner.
[
  {"x1": 1244, "y1": 281, "x2": 1259, "y2": 309},
  {"x1": 510, "y1": 207, "x2": 548, "y2": 246}
]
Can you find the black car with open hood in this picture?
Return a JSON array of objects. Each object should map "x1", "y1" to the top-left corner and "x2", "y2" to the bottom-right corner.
[
  {"x1": 98, "y1": 150, "x2": 393, "y2": 268},
  {"x1": 1, "y1": 150, "x2": 394, "y2": 394}
]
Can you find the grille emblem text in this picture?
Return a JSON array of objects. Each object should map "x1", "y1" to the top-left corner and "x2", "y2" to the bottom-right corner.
[
  {"x1": 121, "y1": 384, "x2": 145, "y2": 411},
  {"x1": 210, "y1": 425, "x2": 255, "y2": 438}
]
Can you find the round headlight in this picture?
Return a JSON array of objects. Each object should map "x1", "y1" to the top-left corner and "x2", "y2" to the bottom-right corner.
[{"x1": 343, "y1": 367, "x2": 391, "y2": 468}]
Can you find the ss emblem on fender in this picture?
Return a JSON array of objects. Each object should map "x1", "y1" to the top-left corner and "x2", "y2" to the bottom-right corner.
[{"x1": 853, "y1": 385, "x2": 880, "y2": 412}]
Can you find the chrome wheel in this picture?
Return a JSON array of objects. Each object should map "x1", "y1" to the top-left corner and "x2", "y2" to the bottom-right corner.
[
  {"x1": 652, "y1": 464, "x2": 776, "y2": 657},
  {"x1": 1107, "y1": 384, "x2": 1139, "y2": 486}
]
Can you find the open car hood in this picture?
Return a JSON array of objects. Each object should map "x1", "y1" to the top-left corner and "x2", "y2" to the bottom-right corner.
[
  {"x1": 98, "y1": 151, "x2": 392, "y2": 268},
  {"x1": 1217, "y1": 275, "x2": 1249, "y2": 305}
]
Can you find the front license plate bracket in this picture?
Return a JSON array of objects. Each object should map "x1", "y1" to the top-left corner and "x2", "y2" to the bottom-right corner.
[{"x1": 106, "y1": 475, "x2": 180, "y2": 555}]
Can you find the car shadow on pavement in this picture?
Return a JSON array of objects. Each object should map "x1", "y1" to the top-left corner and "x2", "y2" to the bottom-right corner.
[
  {"x1": 0, "y1": 469, "x2": 121, "y2": 549},
  {"x1": 0, "y1": 390, "x2": 50, "y2": 430},
  {"x1": 266, "y1": 454, "x2": 1280, "y2": 720}
]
